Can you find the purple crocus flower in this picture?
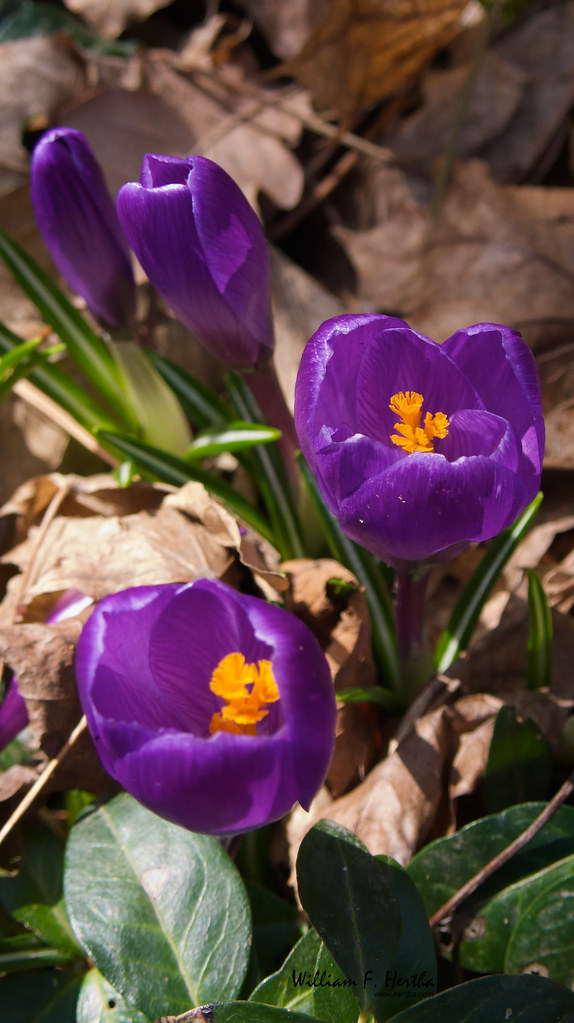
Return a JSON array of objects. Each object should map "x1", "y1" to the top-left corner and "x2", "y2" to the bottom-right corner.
[
  {"x1": 294, "y1": 315, "x2": 544, "y2": 570},
  {"x1": 75, "y1": 579, "x2": 336, "y2": 835},
  {"x1": 0, "y1": 590, "x2": 93, "y2": 753},
  {"x1": 31, "y1": 127, "x2": 136, "y2": 330},
  {"x1": 116, "y1": 154, "x2": 274, "y2": 369}
]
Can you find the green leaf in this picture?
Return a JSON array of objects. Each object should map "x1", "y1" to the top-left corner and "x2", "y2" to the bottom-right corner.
[
  {"x1": 434, "y1": 493, "x2": 543, "y2": 673},
  {"x1": 250, "y1": 928, "x2": 321, "y2": 1015},
  {"x1": 97, "y1": 431, "x2": 275, "y2": 544},
  {"x1": 250, "y1": 928, "x2": 358, "y2": 1023},
  {"x1": 388, "y1": 973, "x2": 574, "y2": 1022},
  {"x1": 226, "y1": 371, "x2": 304, "y2": 560},
  {"x1": 0, "y1": 825, "x2": 82, "y2": 956},
  {"x1": 0, "y1": 0, "x2": 135, "y2": 51},
  {"x1": 298, "y1": 454, "x2": 400, "y2": 693},
  {"x1": 407, "y1": 803, "x2": 574, "y2": 977},
  {"x1": 111, "y1": 341, "x2": 192, "y2": 455},
  {"x1": 0, "y1": 228, "x2": 130, "y2": 424},
  {"x1": 0, "y1": 969, "x2": 82, "y2": 1022},
  {"x1": 408, "y1": 802, "x2": 574, "y2": 920},
  {"x1": 336, "y1": 686, "x2": 403, "y2": 710},
  {"x1": 505, "y1": 874, "x2": 574, "y2": 986},
  {"x1": 0, "y1": 320, "x2": 118, "y2": 432},
  {"x1": 185, "y1": 422, "x2": 281, "y2": 461},
  {"x1": 76, "y1": 969, "x2": 151, "y2": 1023},
  {"x1": 296, "y1": 821, "x2": 435, "y2": 1022},
  {"x1": 527, "y1": 568, "x2": 553, "y2": 689},
  {"x1": 244, "y1": 881, "x2": 300, "y2": 982},
  {"x1": 149, "y1": 353, "x2": 231, "y2": 428},
  {"x1": 483, "y1": 705, "x2": 552, "y2": 813},
  {"x1": 64, "y1": 794, "x2": 252, "y2": 1021},
  {"x1": 215, "y1": 1003, "x2": 331, "y2": 1023}
]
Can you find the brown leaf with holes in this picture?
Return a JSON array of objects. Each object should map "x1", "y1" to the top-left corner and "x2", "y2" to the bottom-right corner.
[{"x1": 283, "y1": 0, "x2": 468, "y2": 120}]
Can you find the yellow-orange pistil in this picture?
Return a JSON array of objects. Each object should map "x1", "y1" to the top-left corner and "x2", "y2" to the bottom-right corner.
[
  {"x1": 390, "y1": 391, "x2": 449, "y2": 454},
  {"x1": 209, "y1": 651, "x2": 280, "y2": 736}
]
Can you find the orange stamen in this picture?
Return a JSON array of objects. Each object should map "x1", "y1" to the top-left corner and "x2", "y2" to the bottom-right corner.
[
  {"x1": 390, "y1": 391, "x2": 449, "y2": 454},
  {"x1": 209, "y1": 652, "x2": 280, "y2": 736}
]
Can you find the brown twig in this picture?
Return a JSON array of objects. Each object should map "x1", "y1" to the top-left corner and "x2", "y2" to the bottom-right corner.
[
  {"x1": 0, "y1": 715, "x2": 87, "y2": 851},
  {"x1": 13, "y1": 379, "x2": 120, "y2": 467},
  {"x1": 429, "y1": 769, "x2": 574, "y2": 930}
]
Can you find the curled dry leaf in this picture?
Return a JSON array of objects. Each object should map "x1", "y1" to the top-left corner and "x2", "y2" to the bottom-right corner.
[
  {"x1": 283, "y1": 558, "x2": 380, "y2": 797},
  {"x1": 0, "y1": 474, "x2": 280, "y2": 804},
  {"x1": 282, "y1": 0, "x2": 469, "y2": 120}
]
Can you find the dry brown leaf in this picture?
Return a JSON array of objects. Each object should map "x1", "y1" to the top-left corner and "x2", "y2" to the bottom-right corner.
[
  {"x1": 288, "y1": 701, "x2": 450, "y2": 865},
  {"x1": 63, "y1": 0, "x2": 171, "y2": 39},
  {"x1": 388, "y1": 4, "x2": 574, "y2": 183},
  {"x1": 233, "y1": 0, "x2": 330, "y2": 59},
  {"x1": 0, "y1": 474, "x2": 281, "y2": 804},
  {"x1": 336, "y1": 160, "x2": 574, "y2": 356},
  {"x1": 282, "y1": 558, "x2": 380, "y2": 796},
  {"x1": 0, "y1": 36, "x2": 86, "y2": 197},
  {"x1": 283, "y1": 0, "x2": 469, "y2": 120}
]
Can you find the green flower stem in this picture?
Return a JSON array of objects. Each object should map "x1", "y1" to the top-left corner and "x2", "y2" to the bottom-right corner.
[
  {"x1": 247, "y1": 359, "x2": 300, "y2": 493},
  {"x1": 394, "y1": 569, "x2": 433, "y2": 699}
]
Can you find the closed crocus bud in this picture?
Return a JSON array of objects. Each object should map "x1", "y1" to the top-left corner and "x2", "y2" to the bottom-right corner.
[
  {"x1": 116, "y1": 154, "x2": 274, "y2": 369},
  {"x1": 295, "y1": 315, "x2": 544, "y2": 571},
  {"x1": 75, "y1": 578, "x2": 336, "y2": 835},
  {"x1": 31, "y1": 127, "x2": 136, "y2": 330}
]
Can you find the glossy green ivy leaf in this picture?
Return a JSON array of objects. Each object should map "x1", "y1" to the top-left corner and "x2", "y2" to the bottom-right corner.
[
  {"x1": 76, "y1": 968, "x2": 151, "y2": 1023},
  {"x1": 0, "y1": 825, "x2": 81, "y2": 956},
  {"x1": 387, "y1": 973, "x2": 574, "y2": 1022},
  {"x1": 216, "y1": 1002, "x2": 334, "y2": 1023},
  {"x1": 250, "y1": 927, "x2": 358, "y2": 1023},
  {"x1": 250, "y1": 927, "x2": 321, "y2": 1016},
  {"x1": 296, "y1": 821, "x2": 435, "y2": 1022},
  {"x1": 527, "y1": 568, "x2": 553, "y2": 689},
  {"x1": 483, "y1": 705, "x2": 552, "y2": 812},
  {"x1": 459, "y1": 850, "x2": 574, "y2": 975},
  {"x1": 407, "y1": 803, "x2": 574, "y2": 922},
  {"x1": 505, "y1": 874, "x2": 574, "y2": 987},
  {"x1": 0, "y1": 969, "x2": 82, "y2": 1022},
  {"x1": 64, "y1": 794, "x2": 251, "y2": 1021}
]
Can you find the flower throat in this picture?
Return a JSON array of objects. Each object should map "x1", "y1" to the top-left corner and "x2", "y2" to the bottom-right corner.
[
  {"x1": 390, "y1": 391, "x2": 449, "y2": 454},
  {"x1": 209, "y1": 652, "x2": 279, "y2": 735}
]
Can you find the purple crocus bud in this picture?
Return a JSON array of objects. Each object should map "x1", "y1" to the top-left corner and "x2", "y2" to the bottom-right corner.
[
  {"x1": 75, "y1": 578, "x2": 336, "y2": 835},
  {"x1": 0, "y1": 590, "x2": 93, "y2": 752},
  {"x1": 31, "y1": 127, "x2": 136, "y2": 329},
  {"x1": 116, "y1": 154, "x2": 274, "y2": 369},
  {"x1": 294, "y1": 315, "x2": 545, "y2": 571}
]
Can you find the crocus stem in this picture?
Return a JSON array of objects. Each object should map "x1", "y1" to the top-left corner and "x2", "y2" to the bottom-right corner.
[
  {"x1": 247, "y1": 359, "x2": 300, "y2": 493},
  {"x1": 394, "y1": 569, "x2": 432, "y2": 699}
]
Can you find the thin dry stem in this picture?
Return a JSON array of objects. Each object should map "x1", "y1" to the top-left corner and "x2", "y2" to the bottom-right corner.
[
  {"x1": 0, "y1": 716, "x2": 87, "y2": 851},
  {"x1": 13, "y1": 379, "x2": 120, "y2": 466},
  {"x1": 429, "y1": 769, "x2": 574, "y2": 929}
]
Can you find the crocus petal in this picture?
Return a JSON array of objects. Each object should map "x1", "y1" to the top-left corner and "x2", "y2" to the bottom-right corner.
[
  {"x1": 116, "y1": 155, "x2": 274, "y2": 369},
  {"x1": 31, "y1": 128, "x2": 135, "y2": 329},
  {"x1": 0, "y1": 677, "x2": 28, "y2": 751},
  {"x1": 75, "y1": 579, "x2": 336, "y2": 835},
  {"x1": 0, "y1": 589, "x2": 93, "y2": 753},
  {"x1": 295, "y1": 314, "x2": 544, "y2": 570}
]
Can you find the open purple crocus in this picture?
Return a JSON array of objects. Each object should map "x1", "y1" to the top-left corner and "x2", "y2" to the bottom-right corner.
[
  {"x1": 295, "y1": 315, "x2": 544, "y2": 571},
  {"x1": 116, "y1": 154, "x2": 274, "y2": 369},
  {"x1": 31, "y1": 128, "x2": 135, "y2": 330},
  {"x1": 75, "y1": 579, "x2": 336, "y2": 835}
]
